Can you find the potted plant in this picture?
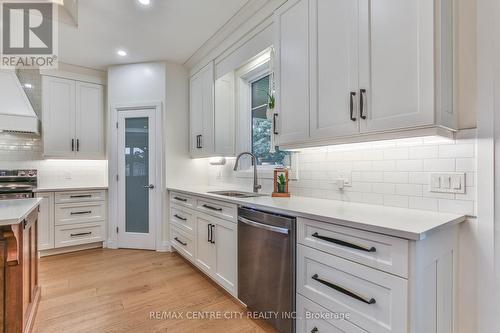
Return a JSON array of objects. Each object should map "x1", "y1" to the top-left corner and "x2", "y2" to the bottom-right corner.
[{"x1": 277, "y1": 173, "x2": 286, "y2": 193}]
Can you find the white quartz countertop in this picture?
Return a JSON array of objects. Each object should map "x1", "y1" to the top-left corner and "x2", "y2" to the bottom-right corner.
[
  {"x1": 34, "y1": 186, "x2": 108, "y2": 193},
  {"x1": 0, "y1": 198, "x2": 42, "y2": 226},
  {"x1": 167, "y1": 186, "x2": 467, "y2": 240}
]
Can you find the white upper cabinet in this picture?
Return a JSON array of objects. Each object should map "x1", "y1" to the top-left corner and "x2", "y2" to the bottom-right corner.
[
  {"x1": 310, "y1": 0, "x2": 360, "y2": 139},
  {"x1": 274, "y1": 0, "x2": 454, "y2": 148},
  {"x1": 75, "y1": 82, "x2": 105, "y2": 158},
  {"x1": 274, "y1": 0, "x2": 310, "y2": 146},
  {"x1": 190, "y1": 62, "x2": 215, "y2": 158},
  {"x1": 359, "y1": 0, "x2": 435, "y2": 133},
  {"x1": 42, "y1": 77, "x2": 76, "y2": 157},
  {"x1": 42, "y1": 76, "x2": 105, "y2": 159},
  {"x1": 214, "y1": 72, "x2": 235, "y2": 156}
]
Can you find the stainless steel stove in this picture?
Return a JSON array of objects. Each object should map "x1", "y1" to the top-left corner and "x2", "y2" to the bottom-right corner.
[{"x1": 0, "y1": 169, "x2": 37, "y2": 200}]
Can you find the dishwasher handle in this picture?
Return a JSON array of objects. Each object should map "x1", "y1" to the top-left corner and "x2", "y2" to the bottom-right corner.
[{"x1": 238, "y1": 216, "x2": 289, "y2": 235}]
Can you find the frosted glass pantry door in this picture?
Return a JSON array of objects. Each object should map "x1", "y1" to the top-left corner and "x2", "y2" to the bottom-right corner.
[{"x1": 117, "y1": 109, "x2": 156, "y2": 250}]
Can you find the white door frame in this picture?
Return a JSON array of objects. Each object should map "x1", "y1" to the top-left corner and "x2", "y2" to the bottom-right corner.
[{"x1": 108, "y1": 101, "x2": 165, "y2": 251}]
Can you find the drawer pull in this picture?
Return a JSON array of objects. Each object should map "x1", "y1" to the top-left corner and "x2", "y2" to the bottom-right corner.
[
  {"x1": 202, "y1": 204, "x2": 222, "y2": 212},
  {"x1": 70, "y1": 232, "x2": 92, "y2": 237},
  {"x1": 311, "y1": 232, "x2": 376, "y2": 253},
  {"x1": 311, "y1": 274, "x2": 376, "y2": 305},
  {"x1": 311, "y1": 328, "x2": 318, "y2": 333},
  {"x1": 174, "y1": 237, "x2": 187, "y2": 246},
  {"x1": 174, "y1": 214, "x2": 187, "y2": 221},
  {"x1": 70, "y1": 211, "x2": 92, "y2": 215},
  {"x1": 174, "y1": 196, "x2": 187, "y2": 202},
  {"x1": 70, "y1": 195, "x2": 92, "y2": 198}
]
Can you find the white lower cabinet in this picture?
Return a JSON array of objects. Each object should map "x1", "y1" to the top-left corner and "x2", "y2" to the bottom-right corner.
[
  {"x1": 297, "y1": 294, "x2": 368, "y2": 333},
  {"x1": 36, "y1": 192, "x2": 55, "y2": 251},
  {"x1": 296, "y1": 217, "x2": 459, "y2": 333},
  {"x1": 195, "y1": 213, "x2": 216, "y2": 274},
  {"x1": 170, "y1": 192, "x2": 238, "y2": 297},
  {"x1": 36, "y1": 189, "x2": 108, "y2": 254}
]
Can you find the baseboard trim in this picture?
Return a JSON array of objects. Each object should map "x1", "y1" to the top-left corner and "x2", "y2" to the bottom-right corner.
[
  {"x1": 39, "y1": 242, "x2": 103, "y2": 257},
  {"x1": 157, "y1": 241, "x2": 171, "y2": 252}
]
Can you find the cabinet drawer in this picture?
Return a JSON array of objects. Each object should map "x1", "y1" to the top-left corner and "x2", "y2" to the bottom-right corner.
[
  {"x1": 298, "y1": 218, "x2": 408, "y2": 278},
  {"x1": 55, "y1": 190, "x2": 106, "y2": 204},
  {"x1": 170, "y1": 191, "x2": 195, "y2": 209},
  {"x1": 196, "y1": 198, "x2": 236, "y2": 222},
  {"x1": 297, "y1": 294, "x2": 367, "y2": 333},
  {"x1": 170, "y1": 206, "x2": 195, "y2": 235},
  {"x1": 171, "y1": 225, "x2": 195, "y2": 262},
  {"x1": 298, "y1": 245, "x2": 407, "y2": 333},
  {"x1": 55, "y1": 222, "x2": 105, "y2": 248},
  {"x1": 55, "y1": 201, "x2": 106, "y2": 226}
]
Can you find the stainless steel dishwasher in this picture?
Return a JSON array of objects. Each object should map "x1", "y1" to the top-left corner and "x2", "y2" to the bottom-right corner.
[{"x1": 238, "y1": 206, "x2": 296, "y2": 333}]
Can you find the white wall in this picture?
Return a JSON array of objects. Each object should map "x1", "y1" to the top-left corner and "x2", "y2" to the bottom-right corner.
[{"x1": 107, "y1": 61, "x2": 208, "y2": 251}]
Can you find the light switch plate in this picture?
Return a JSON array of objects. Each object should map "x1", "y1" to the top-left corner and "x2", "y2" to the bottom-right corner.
[{"x1": 430, "y1": 173, "x2": 466, "y2": 194}]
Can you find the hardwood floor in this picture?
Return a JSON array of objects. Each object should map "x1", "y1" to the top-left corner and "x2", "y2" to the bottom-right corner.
[{"x1": 33, "y1": 249, "x2": 278, "y2": 333}]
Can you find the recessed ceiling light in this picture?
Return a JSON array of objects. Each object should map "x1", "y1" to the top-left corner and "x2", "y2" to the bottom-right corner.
[
  {"x1": 117, "y1": 50, "x2": 127, "y2": 57},
  {"x1": 138, "y1": 0, "x2": 150, "y2": 5},
  {"x1": 24, "y1": 83, "x2": 33, "y2": 89}
]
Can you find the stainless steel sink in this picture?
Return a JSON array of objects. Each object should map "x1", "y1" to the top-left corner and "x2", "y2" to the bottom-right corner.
[{"x1": 208, "y1": 190, "x2": 266, "y2": 198}]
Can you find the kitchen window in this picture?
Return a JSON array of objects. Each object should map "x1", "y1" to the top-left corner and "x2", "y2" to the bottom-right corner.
[
  {"x1": 250, "y1": 75, "x2": 290, "y2": 167},
  {"x1": 233, "y1": 49, "x2": 297, "y2": 179}
]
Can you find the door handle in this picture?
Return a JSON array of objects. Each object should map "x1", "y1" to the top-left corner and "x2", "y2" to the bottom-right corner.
[
  {"x1": 311, "y1": 274, "x2": 376, "y2": 305},
  {"x1": 174, "y1": 214, "x2": 187, "y2": 221},
  {"x1": 210, "y1": 224, "x2": 215, "y2": 244},
  {"x1": 70, "y1": 211, "x2": 92, "y2": 215},
  {"x1": 196, "y1": 135, "x2": 203, "y2": 149},
  {"x1": 174, "y1": 237, "x2": 187, "y2": 246},
  {"x1": 76, "y1": 139, "x2": 80, "y2": 152},
  {"x1": 273, "y1": 113, "x2": 279, "y2": 135},
  {"x1": 238, "y1": 217, "x2": 289, "y2": 234},
  {"x1": 202, "y1": 204, "x2": 222, "y2": 212},
  {"x1": 71, "y1": 139, "x2": 75, "y2": 152},
  {"x1": 207, "y1": 223, "x2": 212, "y2": 242},
  {"x1": 143, "y1": 184, "x2": 155, "y2": 189},
  {"x1": 360, "y1": 89, "x2": 367, "y2": 119},
  {"x1": 350, "y1": 91, "x2": 357, "y2": 121},
  {"x1": 311, "y1": 232, "x2": 376, "y2": 252},
  {"x1": 70, "y1": 232, "x2": 92, "y2": 237}
]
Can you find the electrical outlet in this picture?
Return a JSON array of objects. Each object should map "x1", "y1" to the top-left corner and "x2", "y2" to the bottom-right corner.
[{"x1": 430, "y1": 173, "x2": 465, "y2": 194}]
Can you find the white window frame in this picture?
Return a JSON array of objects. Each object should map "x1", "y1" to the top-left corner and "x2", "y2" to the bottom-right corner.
[{"x1": 234, "y1": 51, "x2": 298, "y2": 179}]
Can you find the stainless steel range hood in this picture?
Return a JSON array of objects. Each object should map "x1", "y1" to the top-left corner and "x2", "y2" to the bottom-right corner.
[{"x1": 0, "y1": 70, "x2": 39, "y2": 134}]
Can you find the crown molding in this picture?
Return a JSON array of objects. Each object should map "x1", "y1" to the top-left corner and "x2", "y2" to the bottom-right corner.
[{"x1": 184, "y1": 0, "x2": 286, "y2": 75}]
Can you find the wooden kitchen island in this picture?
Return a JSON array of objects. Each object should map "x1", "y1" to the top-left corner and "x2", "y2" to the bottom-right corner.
[{"x1": 0, "y1": 199, "x2": 41, "y2": 333}]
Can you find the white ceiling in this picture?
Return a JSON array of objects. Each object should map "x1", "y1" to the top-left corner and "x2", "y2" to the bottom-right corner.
[{"x1": 58, "y1": 0, "x2": 249, "y2": 70}]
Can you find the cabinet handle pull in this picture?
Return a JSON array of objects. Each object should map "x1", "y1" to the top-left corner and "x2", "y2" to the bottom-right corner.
[
  {"x1": 174, "y1": 237, "x2": 187, "y2": 246},
  {"x1": 70, "y1": 211, "x2": 92, "y2": 215},
  {"x1": 311, "y1": 274, "x2": 376, "y2": 305},
  {"x1": 196, "y1": 135, "x2": 203, "y2": 149},
  {"x1": 71, "y1": 139, "x2": 75, "y2": 152},
  {"x1": 360, "y1": 89, "x2": 367, "y2": 119},
  {"x1": 70, "y1": 194, "x2": 92, "y2": 198},
  {"x1": 210, "y1": 224, "x2": 216, "y2": 244},
  {"x1": 350, "y1": 92, "x2": 357, "y2": 121},
  {"x1": 311, "y1": 232, "x2": 376, "y2": 252},
  {"x1": 70, "y1": 232, "x2": 92, "y2": 237},
  {"x1": 273, "y1": 113, "x2": 279, "y2": 135},
  {"x1": 311, "y1": 328, "x2": 319, "y2": 333},
  {"x1": 174, "y1": 214, "x2": 187, "y2": 221},
  {"x1": 76, "y1": 139, "x2": 80, "y2": 152},
  {"x1": 174, "y1": 196, "x2": 187, "y2": 202},
  {"x1": 202, "y1": 204, "x2": 222, "y2": 212}
]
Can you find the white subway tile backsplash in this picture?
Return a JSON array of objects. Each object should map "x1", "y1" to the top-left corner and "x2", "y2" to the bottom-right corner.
[
  {"x1": 456, "y1": 158, "x2": 476, "y2": 172},
  {"x1": 423, "y1": 159, "x2": 456, "y2": 172},
  {"x1": 395, "y1": 184, "x2": 423, "y2": 196},
  {"x1": 396, "y1": 159, "x2": 424, "y2": 171},
  {"x1": 409, "y1": 197, "x2": 439, "y2": 211},
  {"x1": 409, "y1": 146, "x2": 439, "y2": 159},
  {"x1": 210, "y1": 130, "x2": 477, "y2": 216},
  {"x1": 383, "y1": 195, "x2": 409, "y2": 208}
]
